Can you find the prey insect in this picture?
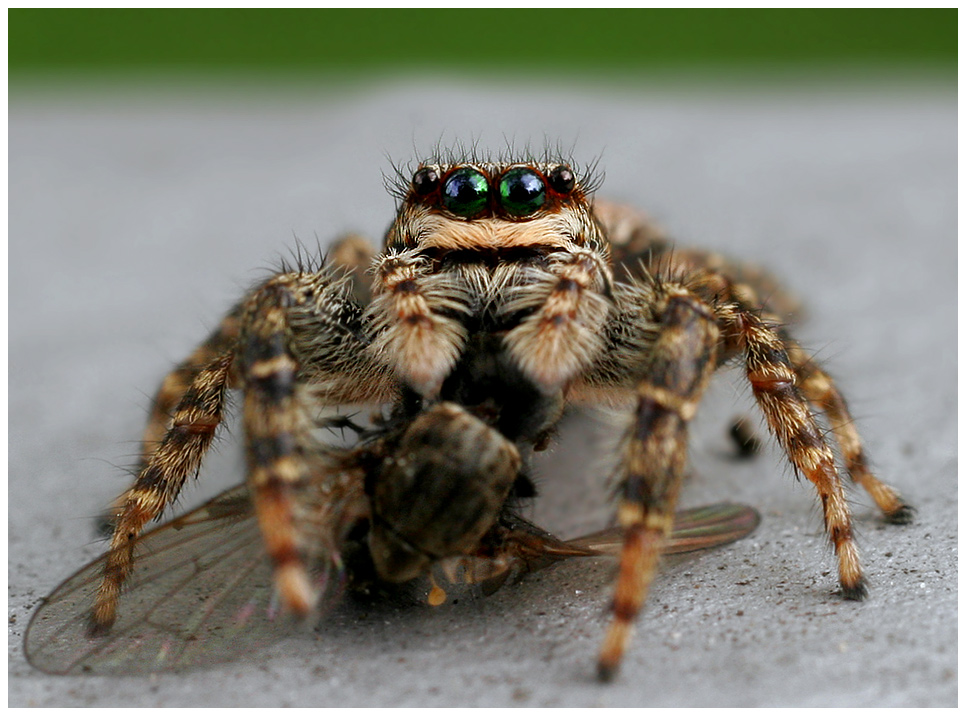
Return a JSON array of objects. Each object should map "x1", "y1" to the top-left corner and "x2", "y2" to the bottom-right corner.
[{"x1": 25, "y1": 152, "x2": 911, "y2": 680}]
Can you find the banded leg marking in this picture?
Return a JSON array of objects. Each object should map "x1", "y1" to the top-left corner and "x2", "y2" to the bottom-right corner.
[
  {"x1": 240, "y1": 282, "x2": 316, "y2": 614},
  {"x1": 92, "y1": 352, "x2": 233, "y2": 632},
  {"x1": 141, "y1": 306, "x2": 242, "y2": 462},
  {"x1": 785, "y1": 340, "x2": 913, "y2": 524},
  {"x1": 505, "y1": 250, "x2": 612, "y2": 390},
  {"x1": 598, "y1": 288, "x2": 720, "y2": 681},
  {"x1": 734, "y1": 310, "x2": 867, "y2": 600},
  {"x1": 368, "y1": 252, "x2": 470, "y2": 396}
]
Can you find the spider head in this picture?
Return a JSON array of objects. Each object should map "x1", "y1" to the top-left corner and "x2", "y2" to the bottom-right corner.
[{"x1": 384, "y1": 161, "x2": 605, "y2": 254}]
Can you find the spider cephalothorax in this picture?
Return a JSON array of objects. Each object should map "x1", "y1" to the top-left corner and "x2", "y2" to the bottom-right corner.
[
  {"x1": 372, "y1": 160, "x2": 612, "y2": 400},
  {"x1": 29, "y1": 156, "x2": 912, "y2": 680}
]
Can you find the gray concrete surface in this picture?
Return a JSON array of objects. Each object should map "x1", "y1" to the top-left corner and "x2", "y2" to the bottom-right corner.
[{"x1": 9, "y1": 76, "x2": 956, "y2": 707}]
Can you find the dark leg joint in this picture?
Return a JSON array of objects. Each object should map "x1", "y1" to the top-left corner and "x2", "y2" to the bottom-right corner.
[
  {"x1": 86, "y1": 615, "x2": 111, "y2": 638},
  {"x1": 597, "y1": 661, "x2": 619, "y2": 683},
  {"x1": 885, "y1": 504, "x2": 916, "y2": 525},
  {"x1": 840, "y1": 579, "x2": 869, "y2": 601}
]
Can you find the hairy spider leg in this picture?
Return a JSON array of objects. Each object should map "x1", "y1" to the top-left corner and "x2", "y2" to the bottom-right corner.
[
  {"x1": 237, "y1": 271, "x2": 393, "y2": 614},
  {"x1": 689, "y1": 252, "x2": 912, "y2": 525},
  {"x1": 725, "y1": 303, "x2": 868, "y2": 600},
  {"x1": 594, "y1": 200, "x2": 911, "y2": 680},
  {"x1": 237, "y1": 280, "x2": 321, "y2": 613},
  {"x1": 782, "y1": 337, "x2": 913, "y2": 523},
  {"x1": 92, "y1": 352, "x2": 233, "y2": 632},
  {"x1": 687, "y1": 248, "x2": 913, "y2": 525},
  {"x1": 95, "y1": 266, "x2": 393, "y2": 632},
  {"x1": 608, "y1": 209, "x2": 911, "y2": 538},
  {"x1": 140, "y1": 304, "x2": 244, "y2": 464},
  {"x1": 676, "y1": 252, "x2": 874, "y2": 603},
  {"x1": 502, "y1": 249, "x2": 613, "y2": 390},
  {"x1": 597, "y1": 285, "x2": 721, "y2": 681}
]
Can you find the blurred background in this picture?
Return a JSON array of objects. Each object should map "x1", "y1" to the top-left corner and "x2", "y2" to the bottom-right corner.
[
  {"x1": 10, "y1": 9, "x2": 956, "y2": 709},
  {"x1": 8, "y1": 9, "x2": 956, "y2": 81}
]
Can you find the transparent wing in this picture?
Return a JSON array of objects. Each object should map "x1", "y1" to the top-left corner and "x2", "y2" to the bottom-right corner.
[
  {"x1": 24, "y1": 485, "x2": 340, "y2": 676},
  {"x1": 427, "y1": 503, "x2": 761, "y2": 601},
  {"x1": 567, "y1": 502, "x2": 762, "y2": 556}
]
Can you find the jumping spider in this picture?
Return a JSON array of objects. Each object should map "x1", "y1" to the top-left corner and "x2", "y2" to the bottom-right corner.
[{"x1": 26, "y1": 155, "x2": 912, "y2": 680}]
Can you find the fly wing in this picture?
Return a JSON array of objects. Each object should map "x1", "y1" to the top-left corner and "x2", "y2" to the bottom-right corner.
[
  {"x1": 23, "y1": 485, "x2": 341, "y2": 676},
  {"x1": 426, "y1": 503, "x2": 760, "y2": 601},
  {"x1": 565, "y1": 503, "x2": 761, "y2": 556},
  {"x1": 665, "y1": 502, "x2": 761, "y2": 554}
]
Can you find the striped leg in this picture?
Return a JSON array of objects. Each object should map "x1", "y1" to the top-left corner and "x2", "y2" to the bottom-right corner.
[
  {"x1": 368, "y1": 250, "x2": 471, "y2": 396},
  {"x1": 730, "y1": 308, "x2": 867, "y2": 600},
  {"x1": 140, "y1": 233, "x2": 372, "y2": 461},
  {"x1": 238, "y1": 281, "x2": 318, "y2": 613},
  {"x1": 140, "y1": 305, "x2": 243, "y2": 463},
  {"x1": 784, "y1": 339, "x2": 913, "y2": 524},
  {"x1": 237, "y1": 271, "x2": 394, "y2": 615},
  {"x1": 93, "y1": 268, "x2": 392, "y2": 632},
  {"x1": 92, "y1": 352, "x2": 233, "y2": 632},
  {"x1": 598, "y1": 286, "x2": 720, "y2": 681}
]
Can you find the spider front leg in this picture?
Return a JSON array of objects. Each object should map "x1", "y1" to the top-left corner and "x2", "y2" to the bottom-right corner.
[
  {"x1": 237, "y1": 281, "x2": 322, "y2": 612},
  {"x1": 503, "y1": 249, "x2": 613, "y2": 390},
  {"x1": 598, "y1": 285, "x2": 721, "y2": 681},
  {"x1": 237, "y1": 270, "x2": 394, "y2": 614}
]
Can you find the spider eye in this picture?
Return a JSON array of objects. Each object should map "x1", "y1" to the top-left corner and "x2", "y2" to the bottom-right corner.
[
  {"x1": 548, "y1": 165, "x2": 575, "y2": 194},
  {"x1": 412, "y1": 167, "x2": 440, "y2": 196},
  {"x1": 442, "y1": 167, "x2": 489, "y2": 217},
  {"x1": 497, "y1": 167, "x2": 546, "y2": 217}
]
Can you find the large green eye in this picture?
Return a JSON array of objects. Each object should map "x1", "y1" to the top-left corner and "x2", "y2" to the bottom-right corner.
[
  {"x1": 498, "y1": 167, "x2": 546, "y2": 217},
  {"x1": 442, "y1": 168, "x2": 489, "y2": 217}
]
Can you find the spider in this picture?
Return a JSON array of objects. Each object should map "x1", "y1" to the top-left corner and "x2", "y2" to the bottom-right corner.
[{"x1": 33, "y1": 154, "x2": 912, "y2": 681}]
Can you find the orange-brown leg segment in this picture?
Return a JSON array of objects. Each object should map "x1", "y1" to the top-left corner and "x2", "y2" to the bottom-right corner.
[
  {"x1": 236, "y1": 269, "x2": 392, "y2": 615},
  {"x1": 238, "y1": 280, "x2": 327, "y2": 615},
  {"x1": 598, "y1": 286, "x2": 720, "y2": 681},
  {"x1": 91, "y1": 351, "x2": 233, "y2": 633},
  {"x1": 784, "y1": 339, "x2": 913, "y2": 524},
  {"x1": 729, "y1": 307, "x2": 867, "y2": 600},
  {"x1": 140, "y1": 304, "x2": 243, "y2": 463}
]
